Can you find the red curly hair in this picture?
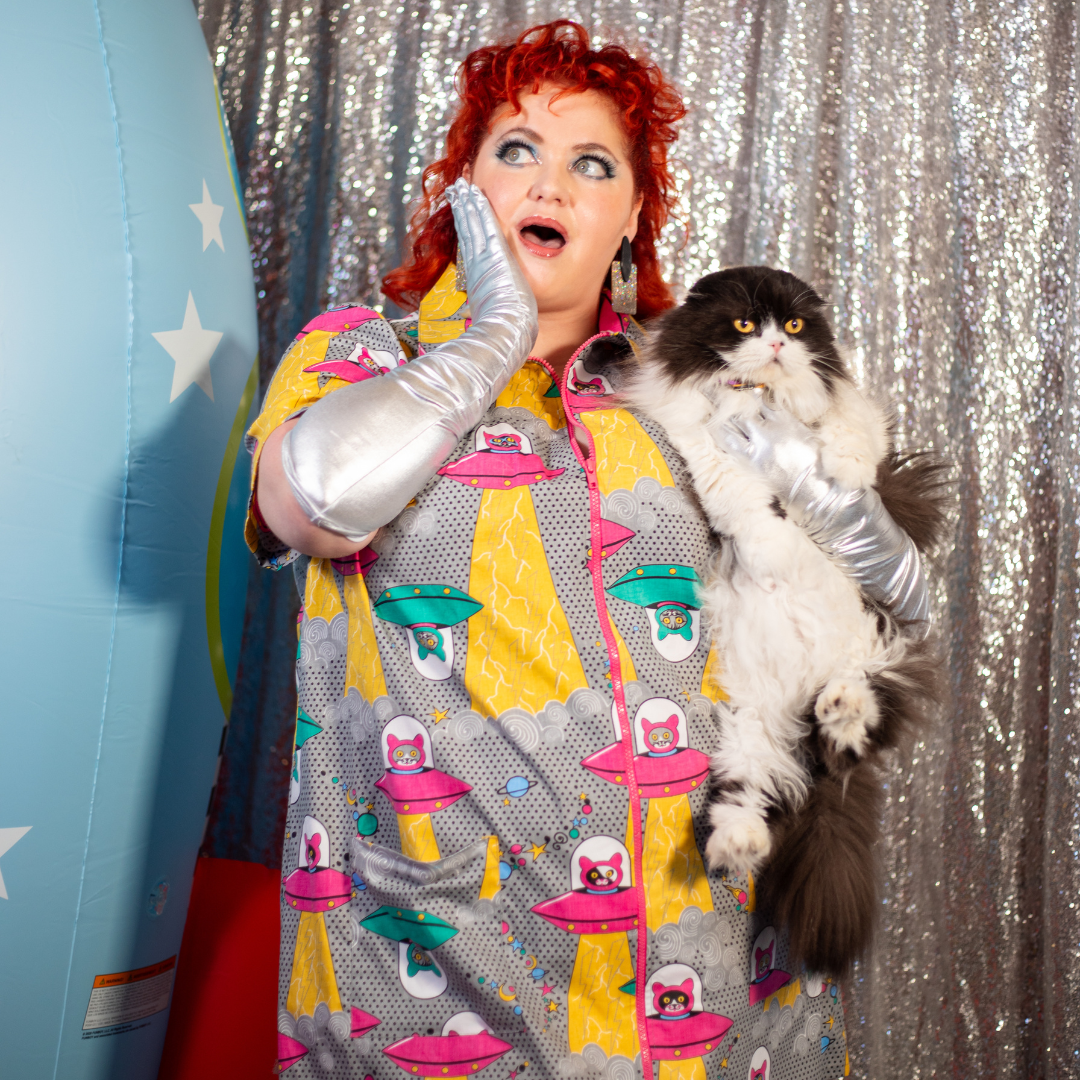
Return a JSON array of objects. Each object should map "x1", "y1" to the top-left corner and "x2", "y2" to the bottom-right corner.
[{"x1": 381, "y1": 20, "x2": 686, "y2": 320}]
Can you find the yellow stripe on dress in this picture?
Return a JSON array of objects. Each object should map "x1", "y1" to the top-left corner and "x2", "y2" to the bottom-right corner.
[
  {"x1": 579, "y1": 409, "x2": 675, "y2": 494},
  {"x1": 465, "y1": 486, "x2": 587, "y2": 717}
]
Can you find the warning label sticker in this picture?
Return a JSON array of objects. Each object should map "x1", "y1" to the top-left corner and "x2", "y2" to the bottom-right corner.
[{"x1": 82, "y1": 956, "x2": 176, "y2": 1032}]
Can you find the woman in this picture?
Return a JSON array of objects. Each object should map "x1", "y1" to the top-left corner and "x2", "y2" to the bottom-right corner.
[{"x1": 249, "y1": 21, "x2": 914, "y2": 1079}]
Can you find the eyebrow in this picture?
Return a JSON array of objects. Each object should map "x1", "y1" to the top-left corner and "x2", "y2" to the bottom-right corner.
[{"x1": 497, "y1": 126, "x2": 621, "y2": 160}]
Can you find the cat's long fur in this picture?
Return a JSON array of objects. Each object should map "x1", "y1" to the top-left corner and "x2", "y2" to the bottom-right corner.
[{"x1": 624, "y1": 267, "x2": 948, "y2": 977}]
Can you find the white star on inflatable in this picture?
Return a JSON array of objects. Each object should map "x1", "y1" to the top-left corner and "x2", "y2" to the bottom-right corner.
[
  {"x1": 189, "y1": 179, "x2": 225, "y2": 251},
  {"x1": 153, "y1": 292, "x2": 223, "y2": 402},
  {"x1": 0, "y1": 827, "x2": 31, "y2": 900}
]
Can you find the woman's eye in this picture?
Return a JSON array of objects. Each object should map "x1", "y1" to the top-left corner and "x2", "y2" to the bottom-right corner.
[
  {"x1": 497, "y1": 142, "x2": 537, "y2": 166},
  {"x1": 734, "y1": 319, "x2": 755, "y2": 334},
  {"x1": 784, "y1": 317, "x2": 804, "y2": 334},
  {"x1": 572, "y1": 156, "x2": 614, "y2": 179}
]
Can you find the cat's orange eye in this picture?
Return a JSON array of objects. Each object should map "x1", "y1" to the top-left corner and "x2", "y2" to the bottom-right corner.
[
  {"x1": 734, "y1": 318, "x2": 755, "y2": 334},
  {"x1": 784, "y1": 317, "x2": 804, "y2": 334}
]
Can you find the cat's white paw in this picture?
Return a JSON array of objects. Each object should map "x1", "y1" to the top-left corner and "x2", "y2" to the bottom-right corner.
[
  {"x1": 814, "y1": 676, "x2": 880, "y2": 758},
  {"x1": 705, "y1": 802, "x2": 773, "y2": 873},
  {"x1": 820, "y1": 443, "x2": 878, "y2": 491}
]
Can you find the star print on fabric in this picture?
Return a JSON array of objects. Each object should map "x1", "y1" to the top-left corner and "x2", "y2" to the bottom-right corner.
[
  {"x1": 528, "y1": 842, "x2": 547, "y2": 860},
  {"x1": 503, "y1": 798, "x2": 511, "y2": 806},
  {"x1": 545, "y1": 999, "x2": 560, "y2": 1013},
  {"x1": 0, "y1": 827, "x2": 32, "y2": 900},
  {"x1": 189, "y1": 179, "x2": 224, "y2": 251},
  {"x1": 541, "y1": 984, "x2": 554, "y2": 995},
  {"x1": 429, "y1": 707, "x2": 449, "y2": 723},
  {"x1": 153, "y1": 292, "x2": 223, "y2": 402}
]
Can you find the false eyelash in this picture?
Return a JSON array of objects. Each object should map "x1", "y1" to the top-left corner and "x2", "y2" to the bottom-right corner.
[
  {"x1": 574, "y1": 152, "x2": 617, "y2": 179},
  {"x1": 494, "y1": 136, "x2": 538, "y2": 162}
]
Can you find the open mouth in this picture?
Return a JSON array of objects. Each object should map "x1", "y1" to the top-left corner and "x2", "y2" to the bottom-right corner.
[{"x1": 518, "y1": 217, "x2": 567, "y2": 255}]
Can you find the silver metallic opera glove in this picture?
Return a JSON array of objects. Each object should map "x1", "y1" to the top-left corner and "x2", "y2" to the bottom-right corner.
[
  {"x1": 717, "y1": 404, "x2": 931, "y2": 636},
  {"x1": 281, "y1": 179, "x2": 538, "y2": 541}
]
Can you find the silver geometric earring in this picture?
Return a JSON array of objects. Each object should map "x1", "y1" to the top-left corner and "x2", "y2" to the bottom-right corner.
[{"x1": 610, "y1": 235, "x2": 637, "y2": 315}]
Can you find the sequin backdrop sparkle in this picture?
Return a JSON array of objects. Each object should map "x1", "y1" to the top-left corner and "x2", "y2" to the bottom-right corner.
[{"x1": 196, "y1": 1, "x2": 1080, "y2": 1075}]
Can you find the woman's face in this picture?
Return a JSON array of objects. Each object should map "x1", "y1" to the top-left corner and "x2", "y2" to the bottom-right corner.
[{"x1": 465, "y1": 85, "x2": 642, "y2": 317}]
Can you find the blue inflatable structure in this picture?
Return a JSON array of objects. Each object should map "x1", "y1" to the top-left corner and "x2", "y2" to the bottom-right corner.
[{"x1": 0, "y1": 1, "x2": 257, "y2": 1075}]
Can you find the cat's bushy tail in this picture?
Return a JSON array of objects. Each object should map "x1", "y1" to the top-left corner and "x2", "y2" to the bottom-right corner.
[{"x1": 759, "y1": 760, "x2": 882, "y2": 979}]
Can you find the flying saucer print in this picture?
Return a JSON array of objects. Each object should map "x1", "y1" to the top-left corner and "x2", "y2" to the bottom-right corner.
[
  {"x1": 374, "y1": 714, "x2": 472, "y2": 814},
  {"x1": 748, "y1": 1045, "x2": 772, "y2": 1080},
  {"x1": 644, "y1": 962, "x2": 733, "y2": 1063},
  {"x1": 564, "y1": 357, "x2": 613, "y2": 401},
  {"x1": 282, "y1": 814, "x2": 352, "y2": 912},
  {"x1": 373, "y1": 584, "x2": 482, "y2": 680},
  {"x1": 606, "y1": 564, "x2": 702, "y2": 662},
  {"x1": 581, "y1": 698, "x2": 710, "y2": 798},
  {"x1": 531, "y1": 835, "x2": 638, "y2": 934},
  {"x1": 438, "y1": 423, "x2": 564, "y2": 489},
  {"x1": 747, "y1": 926, "x2": 791, "y2": 1006},
  {"x1": 382, "y1": 1011, "x2": 512, "y2": 1076}
]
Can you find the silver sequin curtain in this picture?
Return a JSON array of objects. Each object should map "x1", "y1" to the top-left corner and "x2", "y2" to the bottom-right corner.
[{"x1": 196, "y1": 1, "x2": 1080, "y2": 1075}]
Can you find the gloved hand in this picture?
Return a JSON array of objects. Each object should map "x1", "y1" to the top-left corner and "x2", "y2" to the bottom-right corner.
[
  {"x1": 715, "y1": 404, "x2": 931, "y2": 635},
  {"x1": 281, "y1": 179, "x2": 538, "y2": 541}
]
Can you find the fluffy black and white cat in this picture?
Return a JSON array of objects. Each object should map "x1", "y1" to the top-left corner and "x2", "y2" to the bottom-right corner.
[{"x1": 624, "y1": 266, "x2": 947, "y2": 976}]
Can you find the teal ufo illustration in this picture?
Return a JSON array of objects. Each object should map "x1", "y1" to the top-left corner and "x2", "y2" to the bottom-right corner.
[
  {"x1": 373, "y1": 584, "x2": 483, "y2": 681},
  {"x1": 361, "y1": 905, "x2": 460, "y2": 1000},
  {"x1": 606, "y1": 564, "x2": 703, "y2": 663}
]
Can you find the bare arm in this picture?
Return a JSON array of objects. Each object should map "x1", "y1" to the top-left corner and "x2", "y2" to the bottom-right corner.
[{"x1": 256, "y1": 418, "x2": 372, "y2": 559}]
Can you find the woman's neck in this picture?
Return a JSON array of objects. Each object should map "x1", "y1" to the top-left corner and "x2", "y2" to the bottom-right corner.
[{"x1": 534, "y1": 303, "x2": 599, "y2": 380}]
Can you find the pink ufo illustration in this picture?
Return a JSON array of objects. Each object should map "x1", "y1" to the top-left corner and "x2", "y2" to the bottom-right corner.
[
  {"x1": 585, "y1": 518, "x2": 636, "y2": 569},
  {"x1": 382, "y1": 1010, "x2": 512, "y2": 1076},
  {"x1": 531, "y1": 835, "x2": 640, "y2": 934},
  {"x1": 373, "y1": 715, "x2": 472, "y2": 814},
  {"x1": 350, "y1": 1006, "x2": 381, "y2": 1039},
  {"x1": 644, "y1": 963, "x2": 733, "y2": 1064},
  {"x1": 747, "y1": 926, "x2": 792, "y2": 1007},
  {"x1": 438, "y1": 423, "x2": 564, "y2": 490},
  {"x1": 564, "y1": 357, "x2": 613, "y2": 401},
  {"x1": 296, "y1": 304, "x2": 381, "y2": 338},
  {"x1": 331, "y1": 545, "x2": 379, "y2": 578},
  {"x1": 278, "y1": 1032, "x2": 310, "y2": 1071},
  {"x1": 282, "y1": 813, "x2": 353, "y2": 913},
  {"x1": 581, "y1": 698, "x2": 710, "y2": 798}
]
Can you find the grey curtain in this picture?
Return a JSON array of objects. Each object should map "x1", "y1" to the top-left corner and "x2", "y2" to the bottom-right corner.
[{"x1": 197, "y1": 2, "x2": 1080, "y2": 1076}]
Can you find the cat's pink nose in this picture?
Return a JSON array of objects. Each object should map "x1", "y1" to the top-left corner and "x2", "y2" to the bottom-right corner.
[{"x1": 769, "y1": 340, "x2": 782, "y2": 354}]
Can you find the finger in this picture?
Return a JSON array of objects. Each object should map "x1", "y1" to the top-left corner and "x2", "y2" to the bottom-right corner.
[{"x1": 465, "y1": 183, "x2": 493, "y2": 255}]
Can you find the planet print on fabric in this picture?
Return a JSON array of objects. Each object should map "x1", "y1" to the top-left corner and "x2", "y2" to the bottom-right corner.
[
  {"x1": 381, "y1": 1011, "x2": 512, "y2": 1076},
  {"x1": 498, "y1": 775, "x2": 538, "y2": 800},
  {"x1": 580, "y1": 698, "x2": 710, "y2": 798},
  {"x1": 437, "y1": 423, "x2": 564, "y2": 490},
  {"x1": 606, "y1": 564, "x2": 703, "y2": 662},
  {"x1": 747, "y1": 926, "x2": 792, "y2": 1006},
  {"x1": 644, "y1": 962, "x2": 733, "y2": 1065},
  {"x1": 530, "y1": 835, "x2": 638, "y2": 934},
  {"x1": 373, "y1": 584, "x2": 482, "y2": 680}
]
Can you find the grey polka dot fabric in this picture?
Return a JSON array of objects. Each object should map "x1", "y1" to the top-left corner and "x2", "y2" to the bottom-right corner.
[{"x1": 249, "y1": 302, "x2": 847, "y2": 1080}]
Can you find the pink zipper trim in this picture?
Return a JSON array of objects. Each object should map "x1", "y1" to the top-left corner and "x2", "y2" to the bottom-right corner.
[{"x1": 553, "y1": 339, "x2": 653, "y2": 1077}]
